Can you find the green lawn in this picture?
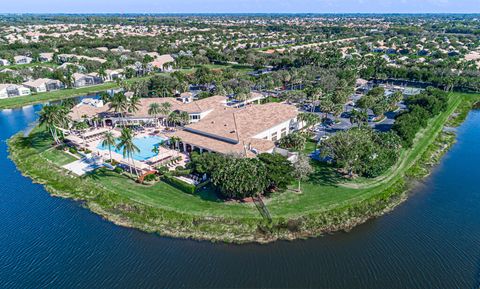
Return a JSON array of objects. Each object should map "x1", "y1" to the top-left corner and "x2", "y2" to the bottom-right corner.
[
  {"x1": 79, "y1": 92, "x2": 473, "y2": 218},
  {"x1": 86, "y1": 170, "x2": 260, "y2": 218},
  {"x1": 41, "y1": 148, "x2": 78, "y2": 166},
  {"x1": 7, "y1": 92, "x2": 479, "y2": 242}
]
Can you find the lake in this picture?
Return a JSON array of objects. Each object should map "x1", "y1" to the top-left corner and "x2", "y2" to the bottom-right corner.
[{"x1": 1, "y1": 99, "x2": 479, "y2": 288}]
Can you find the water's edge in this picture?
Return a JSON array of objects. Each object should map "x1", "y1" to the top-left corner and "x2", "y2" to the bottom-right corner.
[{"x1": 5, "y1": 100, "x2": 470, "y2": 244}]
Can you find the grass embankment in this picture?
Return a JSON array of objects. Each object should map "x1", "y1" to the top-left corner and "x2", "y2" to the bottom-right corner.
[{"x1": 8, "y1": 92, "x2": 479, "y2": 243}]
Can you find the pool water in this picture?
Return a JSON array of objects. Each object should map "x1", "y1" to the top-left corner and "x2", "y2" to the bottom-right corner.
[{"x1": 97, "y1": 135, "x2": 165, "y2": 161}]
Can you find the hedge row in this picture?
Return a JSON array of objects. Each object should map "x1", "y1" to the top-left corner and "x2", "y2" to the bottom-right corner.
[{"x1": 162, "y1": 174, "x2": 196, "y2": 194}]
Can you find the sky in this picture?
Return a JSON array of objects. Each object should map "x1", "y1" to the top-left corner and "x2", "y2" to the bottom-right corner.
[{"x1": 2, "y1": 0, "x2": 480, "y2": 14}]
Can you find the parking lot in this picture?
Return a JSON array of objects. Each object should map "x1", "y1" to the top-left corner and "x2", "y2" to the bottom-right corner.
[{"x1": 307, "y1": 97, "x2": 407, "y2": 142}]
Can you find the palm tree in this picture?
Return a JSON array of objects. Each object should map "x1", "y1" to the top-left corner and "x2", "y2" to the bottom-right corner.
[
  {"x1": 109, "y1": 92, "x2": 128, "y2": 126},
  {"x1": 98, "y1": 67, "x2": 107, "y2": 82},
  {"x1": 101, "y1": 131, "x2": 116, "y2": 162},
  {"x1": 75, "y1": 121, "x2": 89, "y2": 146},
  {"x1": 178, "y1": 111, "x2": 190, "y2": 126},
  {"x1": 64, "y1": 70, "x2": 74, "y2": 88},
  {"x1": 298, "y1": 112, "x2": 320, "y2": 130},
  {"x1": 116, "y1": 128, "x2": 140, "y2": 176},
  {"x1": 236, "y1": 92, "x2": 249, "y2": 107},
  {"x1": 159, "y1": 102, "x2": 172, "y2": 126},
  {"x1": 169, "y1": 136, "x2": 181, "y2": 150},
  {"x1": 99, "y1": 91, "x2": 111, "y2": 104},
  {"x1": 168, "y1": 111, "x2": 180, "y2": 128},
  {"x1": 148, "y1": 102, "x2": 161, "y2": 127},
  {"x1": 38, "y1": 104, "x2": 70, "y2": 144},
  {"x1": 92, "y1": 115, "x2": 102, "y2": 128},
  {"x1": 349, "y1": 109, "x2": 368, "y2": 127},
  {"x1": 127, "y1": 95, "x2": 141, "y2": 115}
]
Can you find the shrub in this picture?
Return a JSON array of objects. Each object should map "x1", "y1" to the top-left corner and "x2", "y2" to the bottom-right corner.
[
  {"x1": 172, "y1": 166, "x2": 191, "y2": 176},
  {"x1": 143, "y1": 173, "x2": 157, "y2": 182},
  {"x1": 163, "y1": 175, "x2": 196, "y2": 194},
  {"x1": 393, "y1": 87, "x2": 448, "y2": 147},
  {"x1": 113, "y1": 166, "x2": 123, "y2": 174},
  {"x1": 278, "y1": 132, "x2": 306, "y2": 151},
  {"x1": 156, "y1": 166, "x2": 170, "y2": 175}
]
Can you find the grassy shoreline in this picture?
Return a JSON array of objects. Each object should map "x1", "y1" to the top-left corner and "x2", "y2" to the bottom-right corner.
[{"x1": 7, "y1": 92, "x2": 479, "y2": 243}]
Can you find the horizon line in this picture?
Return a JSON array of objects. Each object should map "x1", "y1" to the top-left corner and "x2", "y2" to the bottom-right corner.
[{"x1": 2, "y1": 12, "x2": 480, "y2": 15}]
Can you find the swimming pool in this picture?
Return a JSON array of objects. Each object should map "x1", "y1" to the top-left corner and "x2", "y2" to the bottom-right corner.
[{"x1": 97, "y1": 135, "x2": 166, "y2": 161}]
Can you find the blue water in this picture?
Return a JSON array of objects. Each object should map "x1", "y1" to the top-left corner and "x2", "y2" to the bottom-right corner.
[
  {"x1": 1, "y1": 97, "x2": 480, "y2": 288},
  {"x1": 97, "y1": 135, "x2": 165, "y2": 161}
]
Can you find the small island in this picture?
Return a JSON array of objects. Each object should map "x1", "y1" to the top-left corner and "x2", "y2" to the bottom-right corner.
[{"x1": 8, "y1": 79, "x2": 478, "y2": 243}]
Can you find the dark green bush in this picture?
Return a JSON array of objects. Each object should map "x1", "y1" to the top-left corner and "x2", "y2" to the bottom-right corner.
[{"x1": 163, "y1": 175, "x2": 196, "y2": 194}]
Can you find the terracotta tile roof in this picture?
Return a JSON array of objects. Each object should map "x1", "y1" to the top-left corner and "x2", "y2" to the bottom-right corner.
[
  {"x1": 179, "y1": 95, "x2": 229, "y2": 113},
  {"x1": 184, "y1": 103, "x2": 298, "y2": 143},
  {"x1": 173, "y1": 129, "x2": 275, "y2": 157},
  {"x1": 150, "y1": 54, "x2": 174, "y2": 68},
  {"x1": 69, "y1": 103, "x2": 111, "y2": 120}
]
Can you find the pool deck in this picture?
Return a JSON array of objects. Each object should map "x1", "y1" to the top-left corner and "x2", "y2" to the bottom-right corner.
[{"x1": 74, "y1": 126, "x2": 185, "y2": 173}]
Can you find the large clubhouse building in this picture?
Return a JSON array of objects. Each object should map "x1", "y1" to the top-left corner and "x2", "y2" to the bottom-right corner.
[{"x1": 69, "y1": 95, "x2": 301, "y2": 157}]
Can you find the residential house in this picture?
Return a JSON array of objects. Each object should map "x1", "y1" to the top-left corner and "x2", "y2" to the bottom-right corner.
[
  {"x1": 0, "y1": 59, "x2": 10, "y2": 66},
  {"x1": 23, "y1": 78, "x2": 64, "y2": 93},
  {"x1": 0, "y1": 84, "x2": 31, "y2": 97},
  {"x1": 96, "y1": 47, "x2": 109, "y2": 52},
  {"x1": 22, "y1": 79, "x2": 47, "y2": 93},
  {"x1": 13, "y1": 55, "x2": 33, "y2": 65},
  {"x1": 0, "y1": 84, "x2": 8, "y2": 99},
  {"x1": 104, "y1": 69, "x2": 125, "y2": 82},
  {"x1": 149, "y1": 54, "x2": 175, "y2": 72},
  {"x1": 58, "y1": 54, "x2": 107, "y2": 64},
  {"x1": 73, "y1": 73, "x2": 101, "y2": 88},
  {"x1": 177, "y1": 92, "x2": 194, "y2": 104},
  {"x1": 39, "y1": 52, "x2": 54, "y2": 62},
  {"x1": 45, "y1": 79, "x2": 64, "y2": 91}
]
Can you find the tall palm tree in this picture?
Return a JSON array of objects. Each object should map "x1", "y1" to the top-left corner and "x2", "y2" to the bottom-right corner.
[
  {"x1": 116, "y1": 128, "x2": 140, "y2": 176},
  {"x1": 168, "y1": 111, "x2": 180, "y2": 128},
  {"x1": 38, "y1": 104, "x2": 70, "y2": 144},
  {"x1": 349, "y1": 109, "x2": 368, "y2": 127},
  {"x1": 109, "y1": 92, "x2": 128, "y2": 126},
  {"x1": 99, "y1": 91, "x2": 111, "y2": 104},
  {"x1": 64, "y1": 70, "x2": 74, "y2": 88},
  {"x1": 178, "y1": 111, "x2": 190, "y2": 126},
  {"x1": 75, "y1": 121, "x2": 89, "y2": 146},
  {"x1": 101, "y1": 131, "x2": 116, "y2": 162},
  {"x1": 159, "y1": 102, "x2": 172, "y2": 126},
  {"x1": 148, "y1": 102, "x2": 161, "y2": 127},
  {"x1": 91, "y1": 115, "x2": 102, "y2": 128},
  {"x1": 128, "y1": 95, "x2": 141, "y2": 115},
  {"x1": 98, "y1": 67, "x2": 107, "y2": 82},
  {"x1": 169, "y1": 136, "x2": 181, "y2": 150}
]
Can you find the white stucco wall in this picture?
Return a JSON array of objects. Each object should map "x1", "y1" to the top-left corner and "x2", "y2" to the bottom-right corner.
[{"x1": 253, "y1": 119, "x2": 295, "y2": 141}]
